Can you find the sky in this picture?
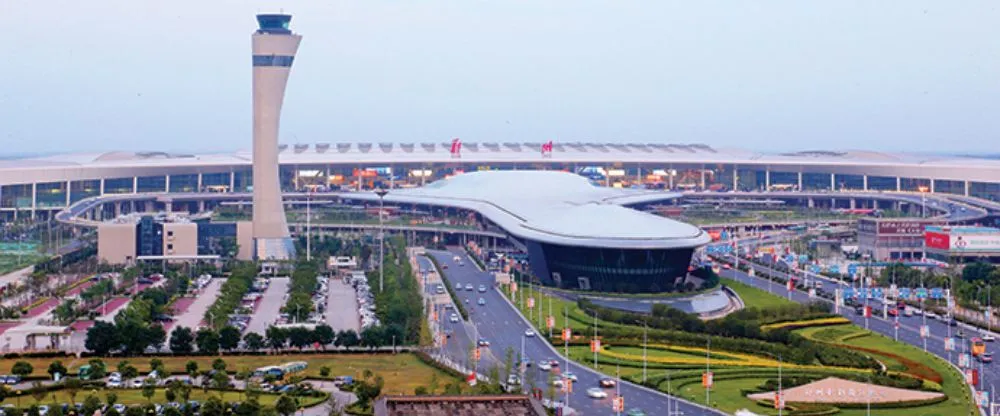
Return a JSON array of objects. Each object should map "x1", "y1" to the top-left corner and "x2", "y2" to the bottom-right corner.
[{"x1": 1, "y1": 0, "x2": 998, "y2": 155}]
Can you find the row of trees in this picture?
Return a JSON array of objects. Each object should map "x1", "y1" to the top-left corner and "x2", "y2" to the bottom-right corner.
[
  {"x1": 369, "y1": 236, "x2": 423, "y2": 345},
  {"x1": 204, "y1": 262, "x2": 257, "y2": 328},
  {"x1": 282, "y1": 260, "x2": 319, "y2": 323}
]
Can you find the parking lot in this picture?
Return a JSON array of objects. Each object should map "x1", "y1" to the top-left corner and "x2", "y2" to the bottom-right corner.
[
  {"x1": 325, "y1": 277, "x2": 359, "y2": 332},
  {"x1": 169, "y1": 278, "x2": 222, "y2": 335},
  {"x1": 247, "y1": 277, "x2": 289, "y2": 334}
]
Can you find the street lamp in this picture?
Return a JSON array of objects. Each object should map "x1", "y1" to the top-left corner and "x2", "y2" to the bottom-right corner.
[
  {"x1": 374, "y1": 188, "x2": 389, "y2": 293},
  {"x1": 758, "y1": 351, "x2": 784, "y2": 416}
]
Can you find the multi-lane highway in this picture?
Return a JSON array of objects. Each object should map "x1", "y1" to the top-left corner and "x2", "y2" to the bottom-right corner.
[
  {"x1": 718, "y1": 256, "x2": 992, "y2": 413},
  {"x1": 424, "y1": 249, "x2": 725, "y2": 416}
]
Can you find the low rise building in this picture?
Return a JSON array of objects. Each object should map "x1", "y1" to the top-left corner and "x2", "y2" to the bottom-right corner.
[{"x1": 857, "y1": 218, "x2": 944, "y2": 260}]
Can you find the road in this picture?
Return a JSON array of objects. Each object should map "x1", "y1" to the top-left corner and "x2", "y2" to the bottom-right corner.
[
  {"x1": 325, "y1": 277, "x2": 359, "y2": 333},
  {"x1": 718, "y1": 256, "x2": 993, "y2": 413},
  {"x1": 247, "y1": 277, "x2": 289, "y2": 334},
  {"x1": 427, "y1": 249, "x2": 724, "y2": 416}
]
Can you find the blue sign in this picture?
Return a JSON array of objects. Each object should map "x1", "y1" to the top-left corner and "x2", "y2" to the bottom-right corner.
[
  {"x1": 847, "y1": 264, "x2": 858, "y2": 275},
  {"x1": 899, "y1": 288, "x2": 912, "y2": 299},
  {"x1": 810, "y1": 265, "x2": 821, "y2": 273},
  {"x1": 843, "y1": 288, "x2": 856, "y2": 299},
  {"x1": 829, "y1": 265, "x2": 841, "y2": 274},
  {"x1": 916, "y1": 288, "x2": 928, "y2": 299},
  {"x1": 873, "y1": 288, "x2": 884, "y2": 299},
  {"x1": 798, "y1": 255, "x2": 809, "y2": 263},
  {"x1": 785, "y1": 254, "x2": 796, "y2": 263},
  {"x1": 930, "y1": 288, "x2": 944, "y2": 300}
]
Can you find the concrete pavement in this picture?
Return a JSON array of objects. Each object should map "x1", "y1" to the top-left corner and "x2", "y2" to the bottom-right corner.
[{"x1": 247, "y1": 277, "x2": 289, "y2": 334}]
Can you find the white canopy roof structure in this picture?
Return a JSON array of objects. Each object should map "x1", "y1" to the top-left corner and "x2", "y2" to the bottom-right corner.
[{"x1": 346, "y1": 170, "x2": 711, "y2": 250}]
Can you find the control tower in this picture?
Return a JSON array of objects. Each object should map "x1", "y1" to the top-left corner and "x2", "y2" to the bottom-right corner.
[{"x1": 251, "y1": 14, "x2": 300, "y2": 260}]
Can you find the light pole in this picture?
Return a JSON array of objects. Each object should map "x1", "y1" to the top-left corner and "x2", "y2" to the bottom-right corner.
[
  {"x1": 918, "y1": 185, "x2": 929, "y2": 218},
  {"x1": 305, "y1": 191, "x2": 312, "y2": 262},
  {"x1": 375, "y1": 188, "x2": 389, "y2": 293},
  {"x1": 760, "y1": 351, "x2": 783, "y2": 416}
]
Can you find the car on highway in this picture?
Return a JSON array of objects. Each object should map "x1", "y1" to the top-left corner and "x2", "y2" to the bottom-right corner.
[
  {"x1": 979, "y1": 353, "x2": 994, "y2": 363},
  {"x1": 506, "y1": 374, "x2": 520, "y2": 386},
  {"x1": 455, "y1": 283, "x2": 462, "y2": 291},
  {"x1": 551, "y1": 378, "x2": 564, "y2": 388},
  {"x1": 525, "y1": 329, "x2": 536, "y2": 337},
  {"x1": 478, "y1": 284, "x2": 487, "y2": 293},
  {"x1": 599, "y1": 377, "x2": 616, "y2": 388},
  {"x1": 538, "y1": 361, "x2": 552, "y2": 371},
  {"x1": 562, "y1": 372, "x2": 578, "y2": 382},
  {"x1": 477, "y1": 297, "x2": 486, "y2": 306},
  {"x1": 465, "y1": 283, "x2": 474, "y2": 291},
  {"x1": 435, "y1": 285, "x2": 445, "y2": 295},
  {"x1": 905, "y1": 308, "x2": 914, "y2": 317},
  {"x1": 442, "y1": 264, "x2": 448, "y2": 269},
  {"x1": 626, "y1": 408, "x2": 648, "y2": 416},
  {"x1": 957, "y1": 330, "x2": 966, "y2": 339},
  {"x1": 444, "y1": 303, "x2": 454, "y2": 310},
  {"x1": 477, "y1": 338, "x2": 490, "y2": 347},
  {"x1": 925, "y1": 311, "x2": 938, "y2": 319},
  {"x1": 984, "y1": 333, "x2": 997, "y2": 342},
  {"x1": 444, "y1": 329, "x2": 453, "y2": 338},
  {"x1": 888, "y1": 308, "x2": 898, "y2": 317},
  {"x1": 586, "y1": 387, "x2": 608, "y2": 399},
  {"x1": 449, "y1": 313, "x2": 459, "y2": 323}
]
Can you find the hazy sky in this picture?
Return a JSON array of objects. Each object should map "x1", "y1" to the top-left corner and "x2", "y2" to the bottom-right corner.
[{"x1": 2, "y1": 1, "x2": 998, "y2": 155}]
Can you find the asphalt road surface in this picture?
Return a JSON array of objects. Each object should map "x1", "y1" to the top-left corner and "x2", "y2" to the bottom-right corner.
[
  {"x1": 427, "y1": 249, "x2": 724, "y2": 416},
  {"x1": 169, "y1": 278, "x2": 223, "y2": 335},
  {"x1": 326, "y1": 277, "x2": 360, "y2": 332}
]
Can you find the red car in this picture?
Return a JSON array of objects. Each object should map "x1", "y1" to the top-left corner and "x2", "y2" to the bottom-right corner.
[{"x1": 888, "y1": 308, "x2": 899, "y2": 317}]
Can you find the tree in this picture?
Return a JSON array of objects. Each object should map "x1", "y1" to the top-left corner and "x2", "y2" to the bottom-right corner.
[
  {"x1": 30, "y1": 381, "x2": 46, "y2": 404},
  {"x1": 86, "y1": 359, "x2": 107, "y2": 380},
  {"x1": 275, "y1": 395, "x2": 298, "y2": 416},
  {"x1": 202, "y1": 396, "x2": 224, "y2": 416},
  {"x1": 211, "y1": 371, "x2": 230, "y2": 391},
  {"x1": 243, "y1": 332, "x2": 265, "y2": 352},
  {"x1": 150, "y1": 358, "x2": 166, "y2": 376},
  {"x1": 46, "y1": 361, "x2": 67, "y2": 380},
  {"x1": 196, "y1": 328, "x2": 220, "y2": 354},
  {"x1": 282, "y1": 292, "x2": 314, "y2": 322},
  {"x1": 82, "y1": 395, "x2": 103, "y2": 416},
  {"x1": 185, "y1": 361, "x2": 199, "y2": 379},
  {"x1": 85, "y1": 321, "x2": 119, "y2": 355},
  {"x1": 11, "y1": 361, "x2": 33, "y2": 378},
  {"x1": 211, "y1": 358, "x2": 227, "y2": 373},
  {"x1": 319, "y1": 366, "x2": 331, "y2": 377},
  {"x1": 105, "y1": 391, "x2": 118, "y2": 407},
  {"x1": 266, "y1": 326, "x2": 287, "y2": 351},
  {"x1": 147, "y1": 324, "x2": 167, "y2": 351},
  {"x1": 218, "y1": 326, "x2": 241, "y2": 351},
  {"x1": 142, "y1": 379, "x2": 156, "y2": 402},
  {"x1": 287, "y1": 327, "x2": 313, "y2": 349},
  {"x1": 361, "y1": 326, "x2": 385, "y2": 349},
  {"x1": 314, "y1": 324, "x2": 335, "y2": 348},
  {"x1": 63, "y1": 377, "x2": 83, "y2": 404},
  {"x1": 170, "y1": 326, "x2": 195, "y2": 354},
  {"x1": 338, "y1": 329, "x2": 359, "y2": 348},
  {"x1": 118, "y1": 361, "x2": 138, "y2": 380}
]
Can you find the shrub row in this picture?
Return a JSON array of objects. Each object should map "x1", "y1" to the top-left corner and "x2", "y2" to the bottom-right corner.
[
  {"x1": 204, "y1": 262, "x2": 257, "y2": 328},
  {"x1": 426, "y1": 254, "x2": 469, "y2": 321}
]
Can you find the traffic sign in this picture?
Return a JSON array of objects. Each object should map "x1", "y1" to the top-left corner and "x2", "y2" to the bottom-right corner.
[{"x1": 562, "y1": 328, "x2": 572, "y2": 341}]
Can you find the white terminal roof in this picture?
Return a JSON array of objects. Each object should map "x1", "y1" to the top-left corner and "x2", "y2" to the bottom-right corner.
[
  {"x1": 3, "y1": 142, "x2": 1000, "y2": 186},
  {"x1": 346, "y1": 170, "x2": 711, "y2": 250}
]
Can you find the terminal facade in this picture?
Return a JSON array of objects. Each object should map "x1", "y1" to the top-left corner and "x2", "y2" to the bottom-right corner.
[{"x1": 3, "y1": 144, "x2": 1000, "y2": 223}]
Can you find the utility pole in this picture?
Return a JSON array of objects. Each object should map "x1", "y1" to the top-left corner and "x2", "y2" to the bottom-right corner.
[
  {"x1": 642, "y1": 321, "x2": 648, "y2": 384},
  {"x1": 305, "y1": 191, "x2": 311, "y2": 261},
  {"x1": 706, "y1": 337, "x2": 711, "y2": 405}
]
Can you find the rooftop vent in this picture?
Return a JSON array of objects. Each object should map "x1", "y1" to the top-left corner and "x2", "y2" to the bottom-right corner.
[
  {"x1": 293, "y1": 144, "x2": 309, "y2": 153},
  {"x1": 421, "y1": 143, "x2": 437, "y2": 152},
  {"x1": 400, "y1": 143, "x2": 415, "y2": 153},
  {"x1": 357, "y1": 143, "x2": 372, "y2": 153},
  {"x1": 379, "y1": 143, "x2": 394, "y2": 153},
  {"x1": 315, "y1": 143, "x2": 330, "y2": 153},
  {"x1": 278, "y1": 144, "x2": 288, "y2": 153},
  {"x1": 336, "y1": 143, "x2": 352, "y2": 153}
]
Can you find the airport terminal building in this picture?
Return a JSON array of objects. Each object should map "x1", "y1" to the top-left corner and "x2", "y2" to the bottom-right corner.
[
  {"x1": 344, "y1": 171, "x2": 712, "y2": 293},
  {"x1": 4, "y1": 144, "x2": 1000, "y2": 223}
]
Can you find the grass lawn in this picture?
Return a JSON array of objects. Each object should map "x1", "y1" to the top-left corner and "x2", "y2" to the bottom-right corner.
[
  {"x1": 1, "y1": 353, "x2": 458, "y2": 396},
  {"x1": 16, "y1": 388, "x2": 324, "y2": 409},
  {"x1": 796, "y1": 324, "x2": 976, "y2": 416},
  {"x1": 722, "y1": 278, "x2": 795, "y2": 309}
]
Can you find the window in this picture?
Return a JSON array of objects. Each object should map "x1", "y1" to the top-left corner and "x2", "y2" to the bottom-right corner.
[
  {"x1": 167, "y1": 244, "x2": 173, "y2": 250},
  {"x1": 167, "y1": 231, "x2": 174, "y2": 237}
]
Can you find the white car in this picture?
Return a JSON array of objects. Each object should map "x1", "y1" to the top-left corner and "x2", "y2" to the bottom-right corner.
[
  {"x1": 538, "y1": 361, "x2": 552, "y2": 371},
  {"x1": 586, "y1": 387, "x2": 608, "y2": 399},
  {"x1": 562, "y1": 372, "x2": 578, "y2": 382},
  {"x1": 525, "y1": 329, "x2": 536, "y2": 337},
  {"x1": 106, "y1": 379, "x2": 122, "y2": 388},
  {"x1": 449, "y1": 314, "x2": 459, "y2": 323},
  {"x1": 984, "y1": 333, "x2": 997, "y2": 342}
]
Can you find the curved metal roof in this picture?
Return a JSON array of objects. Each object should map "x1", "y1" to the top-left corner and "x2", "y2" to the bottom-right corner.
[{"x1": 345, "y1": 170, "x2": 711, "y2": 250}]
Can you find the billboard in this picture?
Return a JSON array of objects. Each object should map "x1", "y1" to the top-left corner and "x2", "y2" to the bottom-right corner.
[
  {"x1": 926, "y1": 227, "x2": 1000, "y2": 253},
  {"x1": 876, "y1": 220, "x2": 939, "y2": 235}
]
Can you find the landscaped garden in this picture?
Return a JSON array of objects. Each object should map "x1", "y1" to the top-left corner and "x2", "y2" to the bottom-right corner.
[{"x1": 505, "y1": 276, "x2": 977, "y2": 415}]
